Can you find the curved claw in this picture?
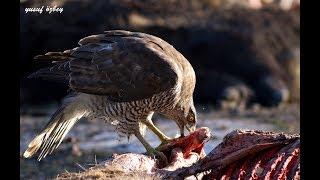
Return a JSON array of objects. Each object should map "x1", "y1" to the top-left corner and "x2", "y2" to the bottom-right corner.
[{"x1": 147, "y1": 148, "x2": 168, "y2": 166}]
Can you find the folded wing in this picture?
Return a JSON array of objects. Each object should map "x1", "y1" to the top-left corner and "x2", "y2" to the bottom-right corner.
[{"x1": 30, "y1": 30, "x2": 178, "y2": 102}]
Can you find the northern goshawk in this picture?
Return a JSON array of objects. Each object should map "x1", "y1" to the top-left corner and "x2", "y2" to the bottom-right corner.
[{"x1": 23, "y1": 30, "x2": 197, "y2": 162}]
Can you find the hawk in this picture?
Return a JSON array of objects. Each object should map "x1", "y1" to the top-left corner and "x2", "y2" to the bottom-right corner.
[{"x1": 23, "y1": 30, "x2": 197, "y2": 163}]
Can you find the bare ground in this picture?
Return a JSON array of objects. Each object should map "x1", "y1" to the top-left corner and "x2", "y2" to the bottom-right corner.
[{"x1": 20, "y1": 103, "x2": 299, "y2": 179}]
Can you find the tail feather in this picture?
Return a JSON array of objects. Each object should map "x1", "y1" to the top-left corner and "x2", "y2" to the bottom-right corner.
[
  {"x1": 28, "y1": 61, "x2": 71, "y2": 82},
  {"x1": 34, "y1": 51, "x2": 71, "y2": 61},
  {"x1": 23, "y1": 94, "x2": 87, "y2": 161},
  {"x1": 23, "y1": 133, "x2": 46, "y2": 158}
]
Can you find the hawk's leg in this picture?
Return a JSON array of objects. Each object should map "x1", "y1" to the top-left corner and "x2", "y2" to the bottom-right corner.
[
  {"x1": 134, "y1": 130, "x2": 168, "y2": 165},
  {"x1": 176, "y1": 121, "x2": 185, "y2": 137},
  {"x1": 144, "y1": 119, "x2": 172, "y2": 144},
  {"x1": 180, "y1": 126, "x2": 185, "y2": 137}
]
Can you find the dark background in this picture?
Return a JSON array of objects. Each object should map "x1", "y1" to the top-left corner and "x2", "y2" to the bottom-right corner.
[{"x1": 20, "y1": 0, "x2": 300, "y2": 110}]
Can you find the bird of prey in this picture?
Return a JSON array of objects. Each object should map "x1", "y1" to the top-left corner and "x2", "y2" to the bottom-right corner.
[{"x1": 23, "y1": 30, "x2": 197, "y2": 163}]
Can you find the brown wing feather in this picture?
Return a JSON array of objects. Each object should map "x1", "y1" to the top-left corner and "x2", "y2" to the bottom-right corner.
[{"x1": 30, "y1": 31, "x2": 178, "y2": 102}]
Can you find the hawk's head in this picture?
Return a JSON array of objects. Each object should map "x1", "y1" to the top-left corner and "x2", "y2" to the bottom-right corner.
[
  {"x1": 185, "y1": 101, "x2": 197, "y2": 133},
  {"x1": 160, "y1": 98, "x2": 197, "y2": 136}
]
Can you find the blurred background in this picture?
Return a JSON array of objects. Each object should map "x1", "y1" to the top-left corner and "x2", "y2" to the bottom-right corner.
[{"x1": 20, "y1": 0, "x2": 300, "y2": 179}]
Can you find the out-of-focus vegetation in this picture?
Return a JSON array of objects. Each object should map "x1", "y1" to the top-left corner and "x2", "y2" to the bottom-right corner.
[{"x1": 20, "y1": 0, "x2": 299, "y2": 109}]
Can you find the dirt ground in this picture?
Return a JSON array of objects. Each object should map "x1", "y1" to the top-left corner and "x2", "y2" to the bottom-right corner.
[{"x1": 20, "y1": 103, "x2": 299, "y2": 179}]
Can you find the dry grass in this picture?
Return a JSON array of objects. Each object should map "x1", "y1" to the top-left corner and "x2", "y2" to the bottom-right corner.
[{"x1": 56, "y1": 166, "x2": 158, "y2": 180}]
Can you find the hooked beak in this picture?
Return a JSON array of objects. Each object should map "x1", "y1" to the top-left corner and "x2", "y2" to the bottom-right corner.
[{"x1": 186, "y1": 124, "x2": 196, "y2": 132}]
